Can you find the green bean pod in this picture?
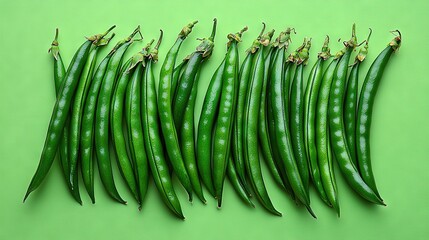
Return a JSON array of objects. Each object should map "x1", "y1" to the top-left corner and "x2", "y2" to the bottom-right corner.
[
  {"x1": 196, "y1": 60, "x2": 225, "y2": 197},
  {"x1": 345, "y1": 30, "x2": 371, "y2": 169},
  {"x1": 316, "y1": 57, "x2": 341, "y2": 215},
  {"x1": 111, "y1": 56, "x2": 141, "y2": 203},
  {"x1": 143, "y1": 44, "x2": 184, "y2": 219},
  {"x1": 48, "y1": 29, "x2": 82, "y2": 204},
  {"x1": 173, "y1": 54, "x2": 203, "y2": 129},
  {"x1": 243, "y1": 35, "x2": 281, "y2": 216},
  {"x1": 95, "y1": 27, "x2": 141, "y2": 204},
  {"x1": 328, "y1": 25, "x2": 384, "y2": 205},
  {"x1": 125, "y1": 40, "x2": 157, "y2": 207},
  {"x1": 180, "y1": 69, "x2": 205, "y2": 203},
  {"x1": 303, "y1": 36, "x2": 330, "y2": 206},
  {"x1": 80, "y1": 47, "x2": 117, "y2": 203},
  {"x1": 227, "y1": 156, "x2": 254, "y2": 207},
  {"x1": 271, "y1": 32, "x2": 315, "y2": 217},
  {"x1": 69, "y1": 36, "x2": 113, "y2": 196},
  {"x1": 174, "y1": 19, "x2": 216, "y2": 134},
  {"x1": 171, "y1": 59, "x2": 189, "y2": 101},
  {"x1": 232, "y1": 52, "x2": 253, "y2": 192},
  {"x1": 158, "y1": 22, "x2": 198, "y2": 200},
  {"x1": 257, "y1": 42, "x2": 287, "y2": 192},
  {"x1": 213, "y1": 27, "x2": 247, "y2": 207},
  {"x1": 290, "y1": 39, "x2": 312, "y2": 196},
  {"x1": 232, "y1": 25, "x2": 267, "y2": 191},
  {"x1": 345, "y1": 63, "x2": 360, "y2": 168},
  {"x1": 24, "y1": 26, "x2": 115, "y2": 202},
  {"x1": 265, "y1": 30, "x2": 296, "y2": 197},
  {"x1": 356, "y1": 32, "x2": 401, "y2": 200}
]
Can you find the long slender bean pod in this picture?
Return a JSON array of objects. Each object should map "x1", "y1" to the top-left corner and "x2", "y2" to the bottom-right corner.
[
  {"x1": 95, "y1": 27, "x2": 141, "y2": 204},
  {"x1": 80, "y1": 45, "x2": 118, "y2": 203},
  {"x1": 213, "y1": 27, "x2": 247, "y2": 207},
  {"x1": 24, "y1": 26, "x2": 115, "y2": 202},
  {"x1": 243, "y1": 30, "x2": 281, "y2": 216},
  {"x1": 345, "y1": 29, "x2": 372, "y2": 169},
  {"x1": 143, "y1": 42, "x2": 184, "y2": 219},
  {"x1": 158, "y1": 22, "x2": 197, "y2": 200},
  {"x1": 69, "y1": 35, "x2": 114, "y2": 195},
  {"x1": 180, "y1": 69, "x2": 205, "y2": 203},
  {"x1": 48, "y1": 29, "x2": 82, "y2": 204},
  {"x1": 290, "y1": 39, "x2": 312, "y2": 196},
  {"x1": 271, "y1": 32, "x2": 315, "y2": 217},
  {"x1": 257, "y1": 39, "x2": 286, "y2": 191},
  {"x1": 316, "y1": 54, "x2": 341, "y2": 215},
  {"x1": 126, "y1": 39, "x2": 157, "y2": 208},
  {"x1": 329, "y1": 25, "x2": 384, "y2": 205},
  {"x1": 265, "y1": 29, "x2": 295, "y2": 197},
  {"x1": 196, "y1": 60, "x2": 225, "y2": 197},
  {"x1": 111, "y1": 55, "x2": 142, "y2": 203},
  {"x1": 303, "y1": 36, "x2": 330, "y2": 206},
  {"x1": 232, "y1": 24, "x2": 266, "y2": 191},
  {"x1": 356, "y1": 31, "x2": 401, "y2": 200}
]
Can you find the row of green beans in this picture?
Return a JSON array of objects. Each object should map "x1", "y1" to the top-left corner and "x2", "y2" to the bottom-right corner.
[{"x1": 24, "y1": 21, "x2": 401, "y2": 219}]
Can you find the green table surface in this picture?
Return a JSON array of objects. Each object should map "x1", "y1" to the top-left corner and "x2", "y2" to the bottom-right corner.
[{"x1": 1, "y1": 0, "x2": 428, "y2": 239}]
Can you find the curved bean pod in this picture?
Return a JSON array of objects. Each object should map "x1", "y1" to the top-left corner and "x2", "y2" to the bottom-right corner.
[
  {"x1": 356, "y1": 32, "x2": 401, "y2": 200},
  {"x1": 143, "y1": 47, "x2": 184, "y2": 219},
  {"x1": 213, "y1": 27, "x2": 247, "y2": 207},
  {"x1": 243, "y1": 41, "x2": 281, "y2": 216},
  {"x1": 316, "y1": 57, "x2": 340, "y2": 215},
  {"x1": 196, "y1": 59, "x2": 225, "y2": 197},
  {"x1": 303, "y1": 37, "x2": 330, "y2": 206},
  {"x1": 329, "y1": 25, "x2": 384, "y2": 205},
  {"x1": 24, "y1": 26, "x2": 115, "y2": 202},
  {"x1": 158, "y1": 22, "x2": 198, "y2": 200}
]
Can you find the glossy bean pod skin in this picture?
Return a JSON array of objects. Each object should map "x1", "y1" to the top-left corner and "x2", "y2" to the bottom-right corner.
[
  {"x1": 345, "y1": 63, "x2": 360, "y2": 168},
  {"x1": 328, "y1": 25, "x2": 384, "y2": 205},
  {"x1": 243, "y1": 32, "x2": 281, "y2": 216},
  {"x1": 95, "y1": 28, "x2": 141, "y2": 204},
  {"x1": 24, "y1": 26, "x2": 115, "y2": 202},
  {"x1": 316, "y1": 57, "x2": 341, "y2": 215},
  {"x1": 227, "y1": 156, "x2": 254, "y2": 207},
  {"x1": 143, "y1": 46, "x2": 184, "y2": 219},
  {"x1": 265, "y1": 30, "x2": 296, "y2": 197},
  {"x1": 173, "y1": 53, "x2": 203, "y2": 129},
  {"x1": 265, "y1": 50, "x2": 293, "y2": 195},
  {"x1": 125, "y1": 40, "x2": 156, "y2": 207},
  {"x1": 257, "y1": 43, "x2": 286, "y2": 191},
  {"x1": 180, "y1": 69, "x2": 206, "y2": 203},
  {"x1": 303, "y1": 37, "x2": 330, "y2": 206},
  {"x1": 196, "y1": 60, "x2": 225, "y2": 197},
  {"x1": 232, "y1": 52, "x2": 253, "y2": 189},
  {"x1": 80, "y1": 48, "x2": 117, "y2": 203},
  {"x1": 171, "y1": 59, "x2": 189, "y2": 102},
  {"x1": 345, "y1": 30, "x2": 371, "y2": 169},
  {"x1": 175, "y1": 19, "x2": 216, "y2": 134},
  {"x1": 69, "y1": 36, "x2": 113, "y2": 196},
  {"x1": 213, "y1": 27, "x2": 247, "y2": 207},
  {"x1": 356, "y1": 33, "x2": 401, "y2": 200},
  {"x1": 231, "y1": 24, "x2": 266, "y2": 191},
  {"x1": 290, "y1": 39, "x2": 312, "y2": 196},
  {"x1": 270, "y1": 32, "x2": 315, "y2": 217},
  {"x1": 48, "y1": 29, "x2": 82, "y2": 204},
  {"x1": 111, "y1": 57, "x2": 139, "y2": 203},
  {"x1": 158, "y1": 22, "x2": 198, "y2": 200}
]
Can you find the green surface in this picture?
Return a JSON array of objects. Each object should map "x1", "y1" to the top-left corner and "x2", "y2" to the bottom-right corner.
[{"x1": 0, "y1": 0, "x2": 428, "y2": 239}]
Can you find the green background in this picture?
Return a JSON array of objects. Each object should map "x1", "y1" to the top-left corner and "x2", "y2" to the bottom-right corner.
[{"x1": 1, "y1": 0, "x2": 428, "y2": 239}]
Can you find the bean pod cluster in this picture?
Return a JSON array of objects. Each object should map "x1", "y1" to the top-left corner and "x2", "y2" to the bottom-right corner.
[{"x1": 24, "y1": 21, "x2": 401, "y2": 219}]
